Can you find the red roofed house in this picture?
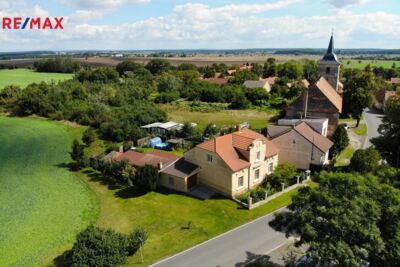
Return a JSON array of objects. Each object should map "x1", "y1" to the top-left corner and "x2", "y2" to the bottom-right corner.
[{"x1": 184, "y1": 128, "x2": 279, "y2": 197}]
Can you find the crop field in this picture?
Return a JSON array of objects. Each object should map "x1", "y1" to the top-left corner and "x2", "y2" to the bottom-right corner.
[
  {"x1": 342, "y1": 59, "x2": 400, "y2": 69},
  {"x1": 0, "y1": 69, "x2": 73, "y2": 89},
  {"x1": 0, "y1": 117, "x2": 98, "y2": 266}
]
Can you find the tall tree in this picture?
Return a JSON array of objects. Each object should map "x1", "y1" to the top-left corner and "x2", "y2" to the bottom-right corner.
[
  {"x1": 372, "y1": 95, "x2": 400, "y2": 167},
  {"x1": 331, "y1": 124, "x2": 349, "y2": 157},
  {"x1": 270, "y1": 172, "x2": 400, "y2": 267},
  {"x1": 343, "y1": 70, "x2": 377, "y2": 127}
]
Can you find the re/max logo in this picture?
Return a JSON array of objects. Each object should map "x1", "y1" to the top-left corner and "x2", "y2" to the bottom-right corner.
[{"x1": 0, "y1": 17, "x2": 64, "y2": 30}]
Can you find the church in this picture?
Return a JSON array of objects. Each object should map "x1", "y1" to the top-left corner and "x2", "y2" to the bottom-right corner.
[{"x1": 285, "y1": 34, "x2": 343, "y2": 136}]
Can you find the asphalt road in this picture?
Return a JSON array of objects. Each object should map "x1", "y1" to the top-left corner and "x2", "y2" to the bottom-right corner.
[
  {"x1": 150, "y1": 208, "x2": 290, "y2": 267},
  {"x1": 363, "y1": 108, "x2": 384, "y2": 148}
]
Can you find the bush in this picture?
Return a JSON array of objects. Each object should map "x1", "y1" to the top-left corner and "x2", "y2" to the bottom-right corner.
[
  {"x1": 82, "y1": 128, "x2": 96, "y2": 146},
  {"x1": 268, "y1": 163, "x2": 297, "y2": 190},
  {"x1": 350, "y1": 147, "x2": 382, "y2": 173},
  {"x1": 134, "y1": 164, "x2": 159, "y2": 191},
  {"x1": 71, "y1": 226, "x2": 147, "y2": 267}
]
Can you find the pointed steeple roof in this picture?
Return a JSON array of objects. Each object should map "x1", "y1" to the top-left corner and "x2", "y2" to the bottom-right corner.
[{"x1": 322, "y1": 34, "x2": 339, "y2": 62}]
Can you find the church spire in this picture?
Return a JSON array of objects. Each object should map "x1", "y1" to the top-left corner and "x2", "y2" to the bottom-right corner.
[
  {"x1": 327, "y1": 34, "x2": 334, "y2": 54},
  {"x1": 322, "y1": 34, "x2": 339, "y2": 62}
]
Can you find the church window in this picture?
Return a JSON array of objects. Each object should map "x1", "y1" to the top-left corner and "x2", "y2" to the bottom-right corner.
[{"x1": 326, "y1": 67, "x2": 331, "y2": 74}]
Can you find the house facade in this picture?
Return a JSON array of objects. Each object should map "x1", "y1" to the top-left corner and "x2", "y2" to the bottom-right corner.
[
  {"x1": 184, "y1": 128, "x2": 278, "y2": 197},
  {"x1": 267, "y1": 122, "x2": 333, "y2": 170}
]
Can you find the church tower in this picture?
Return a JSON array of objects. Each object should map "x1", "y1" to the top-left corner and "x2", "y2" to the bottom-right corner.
[{"x1": 318, "y1": 34, "x2": 341, "y2": 92}]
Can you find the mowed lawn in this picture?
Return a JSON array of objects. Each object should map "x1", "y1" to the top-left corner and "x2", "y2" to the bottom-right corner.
[
  {"x1": 0, "y1": 69, "x2": 73, "y2": 89},
  {"x1": 79, "y1": 169, "x2": 303, "y2": 267},
  {"x1": 0, "y1": 117, "x2": 98, "y2": 266}
]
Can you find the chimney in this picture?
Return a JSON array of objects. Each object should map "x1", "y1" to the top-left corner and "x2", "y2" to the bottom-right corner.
[
  {"x1": 236, "y1": 125, "x2": 241, "y2": 132},
  {"x1": 119, "y1": 145, "x2": 124, "y2": 153},
  {"x1": 158, "y1": 161, "x2": 163, "y2": 170}
]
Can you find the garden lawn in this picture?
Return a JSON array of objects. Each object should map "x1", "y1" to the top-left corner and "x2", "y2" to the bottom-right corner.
[
  {"x1": 162, "y1": 104, "x2": 275, "y2": 130},
  {"x1": 0, "y1": 116, "x2": 98, "y2": 266},
  {"x1": 336, "y1": 146, "x2": 356, "y2": 167},
  {"x1": 0, "y1": 69, "x2": 73, "y2": 89},
  {"x1": 79, "y1": 170, "x2": 303, "y2": 267},
  {"x1": 353, "y1": 123, "x2": 367, "y2": 136}
]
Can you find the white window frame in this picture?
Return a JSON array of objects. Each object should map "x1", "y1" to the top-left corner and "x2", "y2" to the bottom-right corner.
[
  {"x1": 256, "y1": 151, "x2": 261, "y2": 162},
  {"x1": 255, "y1": 169, "x2": 260, "y2": 181},
  {"x1": 238, "y1": 176, "x2": 244, "y2": 188},
  {"x1": 268, "y1": 162, "x2": 274, "y2": 173}
]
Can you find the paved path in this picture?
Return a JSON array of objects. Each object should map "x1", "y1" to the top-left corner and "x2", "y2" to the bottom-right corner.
[
  {"x1": 150, "y1": 208, "x2": 290, "y2": 267},
  {"x1": 363, "y1": 108, "x2": 384, "y2": 148}
]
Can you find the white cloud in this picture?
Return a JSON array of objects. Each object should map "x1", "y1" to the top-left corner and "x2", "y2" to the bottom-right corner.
[
  {"x1": 60, "y1": 0, "x2": 151, "y2": 10},
  {"x1": 1, "y1": 1, "x2": 400, "y2": 51},
  {"x1": 68, "y1": 10, "x2": 104, "y2": 23},
  {"x1": 325, "y1": 0, "x2": 368, "y2": 8}
]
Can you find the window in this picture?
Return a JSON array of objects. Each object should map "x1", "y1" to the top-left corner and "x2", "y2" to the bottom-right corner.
[
  {"x1": 326, "y1": 67, "x2": 331, "y2": 74},
  {"x1": 207, "y1": 154, "x2": 213, "y2": 163},
  {"x1": 238, "y1": 176, "x2": 244, "y2": 188},
  {"x1": 255, "y1": 169, "x2": 260, "y2": 180},
  {"x1": 268, "y1": 163, "x2": 274, "y2": 173},
  {"x1": 168, "y1": 177, "x2": 174, "y2": 186},
  {"x1": 256, "y1": 151, "x2": 260, "y2": 162}
]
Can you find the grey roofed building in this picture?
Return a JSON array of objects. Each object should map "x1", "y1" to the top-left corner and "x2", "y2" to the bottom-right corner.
[
  {"x1": 141, "y1": 121, "x2": 184, "y2": 134},
  {"x1": 161, "y1": 158, "x2": 201, "y2": 179}
]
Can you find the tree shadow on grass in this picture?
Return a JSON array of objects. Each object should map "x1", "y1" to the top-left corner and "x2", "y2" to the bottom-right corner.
[
  {"x1": 82, "y1": 168, "x2": 120, "y2": 190},
  {"x1": 115, "y1": 186, "x2": 147, "y2": 199},
  {"x1": 53, "y1": 249, "x2": 72, "y2": 267}
]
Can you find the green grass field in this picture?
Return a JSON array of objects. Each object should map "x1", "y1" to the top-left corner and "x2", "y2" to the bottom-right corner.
[
  {"x1": 162, "y1": 104, "x2": 276, "y2": 130},
  {"x1": 342, "y1": 59, "x2": 400, "y2": 69},
  {"x1": 0, "y1": 69, "x2": 73, "y2": 89},
  {"x1": 0, "y1": 117, "x2": 98, "y2": 266}
]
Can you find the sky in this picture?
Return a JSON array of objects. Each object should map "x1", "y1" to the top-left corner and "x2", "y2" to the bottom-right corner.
[{"x1": 0, "y1": 0, "x2": 399, "y2": 51}]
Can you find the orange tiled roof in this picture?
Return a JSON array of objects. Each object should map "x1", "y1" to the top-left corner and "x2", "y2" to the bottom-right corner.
[{"x1": 197, "y1": 128, "x2": 278, "y2": 172}]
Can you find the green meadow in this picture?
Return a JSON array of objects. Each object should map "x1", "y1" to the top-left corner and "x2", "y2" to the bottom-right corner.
[
  {"x1": 0, "y1": 69, "x2": 73, "y2": 89},
  {"x1": 342, "y1": 59, "x2": 400, "y2": 69},
  {"x1": 0, "y1": 117, "x2": 98, "y2": 266}
]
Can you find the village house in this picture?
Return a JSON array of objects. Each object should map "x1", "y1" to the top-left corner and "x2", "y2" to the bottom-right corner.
[
  {"x1": 110, "y1": 128, "x2": 278, "y2": 197},
  {"x1": 243, "y1": 79, "x2": 272, "y2": 92},
  {"x1": 267, "y1": 122, "x2": 333, "y2": 170},
  {"x1": 374, "y1": 89, "x2": 397, "y2": 111},
  {"x1": 184, "y1": 128, "x2": 279, "y2": 197}
]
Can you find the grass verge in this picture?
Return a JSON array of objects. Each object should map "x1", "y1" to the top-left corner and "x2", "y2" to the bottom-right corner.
[{"x1": 353, "y1": 124, "x2": 367, "y2": 136}]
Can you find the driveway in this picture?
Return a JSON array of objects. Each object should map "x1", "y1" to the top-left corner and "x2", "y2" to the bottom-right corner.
[
  {"x1": 363, "y1": 108, "x2": 384, "y2": 148},
  {"x1": 150, "y1": 208, "x2": 290, "y2": 267}
]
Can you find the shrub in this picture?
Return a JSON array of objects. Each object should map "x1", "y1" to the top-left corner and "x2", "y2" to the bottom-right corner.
[
  {"x1": 71, "y1": 226, "x2": 147, "y2": 267},
  {"x1": 134, "y1": 164, "x2": 159, "y2": 191},
  {"x1": 350, "y1": 147, "x2": 382, "y2": 173},
  {"x1": 268, "y1": 163, "x2": 297, "y2": 190},
  {"x1": 82, "y1": 128, "x2": 96, "y2": 146}
]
